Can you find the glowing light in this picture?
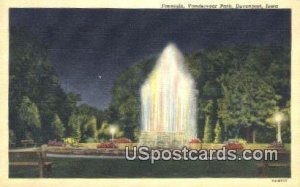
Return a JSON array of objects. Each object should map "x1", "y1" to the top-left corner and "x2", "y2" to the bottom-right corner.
[
  {"x1": 274, "y1": 112, "x2": 283, "y2": 123},
  {"x1": 140, "y1": 43, "x2": 197, "y2": 139},
  {"x1": 110, "y1": 126, "x2": 116, "y2": 141},
  {"x1": 110, "y1": 126, "x2": 116, "y2": 134}
]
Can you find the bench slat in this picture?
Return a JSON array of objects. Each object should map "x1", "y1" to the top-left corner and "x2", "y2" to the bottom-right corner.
[
  {"x1": 10, "y1": 162, "x2": 39, "y2": 166},
  {"x1": 268, "y1": 163, "x2": 290, "y2": 167},
  {"x1": 10, "y1": 161, "x2": 53, "y2": 167},
  {"x1": 9, "y1": 149, "x2": 53, "y2": 178}
]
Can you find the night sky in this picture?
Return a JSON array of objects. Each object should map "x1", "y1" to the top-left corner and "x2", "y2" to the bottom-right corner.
[{"x1": 10, "y1": 9, "x2": 290, "y2": 110}]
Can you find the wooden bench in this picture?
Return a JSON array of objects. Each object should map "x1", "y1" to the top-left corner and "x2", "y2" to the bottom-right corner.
[
  {"x1": 9, "y1": 141, "x2": 16, "y2": 148},
  {"x1": 256, "y1": 152, "x2": 290, "y2": 177},
  {"x1": 9, "y1": 148, "x2": 53, "y2": 178},
  {"x1": 21, "y1": 140, "x2": 37, "y2": 147}
]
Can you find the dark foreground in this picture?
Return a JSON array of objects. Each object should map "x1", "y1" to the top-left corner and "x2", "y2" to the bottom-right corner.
[{"x1": 9, "y1": 157, "x2": 290, "y2": 178}]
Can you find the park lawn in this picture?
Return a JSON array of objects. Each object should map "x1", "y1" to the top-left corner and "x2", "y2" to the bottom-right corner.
[
  {"x1": 77, "y1": 143, "x2": 291, "y2": 150},
  {"x1": 78, "y1": 143, "x2": 99, "y2": 149},
  {"x1": 243, "y1": 144, "x2": 271, "y2": 150},
  {"x1": 201, "y1": 143, "x2": 291, "y2": 150},
  {"x1": 284, "y1": 144, "x2": 291, "y2": 151},
  {"x1": 243, "y1": 143, "x2": 291, "y2": 151},
  {"x1": 10, "y1": 157, "x2": 290, "y2": 178},
  {"x1": 10, "y1": 143, "x2": 291, "y2": 178},
  {"x1": 9, "y1": 158, "x2": 256, "y2": 178}
]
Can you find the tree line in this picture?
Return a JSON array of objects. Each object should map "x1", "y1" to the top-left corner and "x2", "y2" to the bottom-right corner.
[
  {"x1": 109, "y1": 45, "x2": 290, "y2": 143},
  {"x1": 9, "y1": 29, "x2": 290, "y2": 145},
  {"x1": 9, "y1": 29, "x2": 110, "y2": 145}
]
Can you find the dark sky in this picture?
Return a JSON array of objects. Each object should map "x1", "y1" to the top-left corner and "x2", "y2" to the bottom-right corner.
[{"x1": 10, "y1": 9, "x2": 290, "y2": 110}]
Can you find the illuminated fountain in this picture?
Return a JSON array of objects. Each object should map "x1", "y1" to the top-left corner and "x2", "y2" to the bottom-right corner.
[{"x1": 139, "y1": 43, "x2": 198, "y2": 148}]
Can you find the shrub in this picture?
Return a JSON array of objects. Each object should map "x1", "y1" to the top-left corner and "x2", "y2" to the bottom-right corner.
[
  {"x1": 85, "y1": 137, "x2": 98, "y2": 143},
  {"x1": 224, "y1": 143, "x2": 244, "y2": 150},
  {"x1": 236, "y1": 138, "x2": 247, "y2": 145},
  {"x1": 189, "y1": 138, "x2": 201, "y2": 144},
  {"x1": 63, "y1": 137, "x2": 79, "y2": 146},
  {"x1": 48, "y1": 139, "x2": 64, "y2": 147},
  {"x1": 112, "y1": 138, "x2": 132, "y2": 143},
  {"x1": 269, "y1": 141, "x2": 284, "y2": 148},
  {"x1": 213, "y1": 121, "x2": 222, "y2": 143},
  {"x1": 225, "y1": 138, "x2": 247, "y2": 145},
  {"x1": 203, "y1": 115, "x2": 213, "y2": 143},
  {"x1": 97, "y1": 142, "x2": 117, "y2": 149}
]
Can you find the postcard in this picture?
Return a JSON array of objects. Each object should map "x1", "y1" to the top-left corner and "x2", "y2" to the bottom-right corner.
[{"x1": 0, "y1": 0, "x2": 299, "y2": 187}]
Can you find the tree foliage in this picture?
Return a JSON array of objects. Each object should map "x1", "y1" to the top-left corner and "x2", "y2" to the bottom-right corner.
[
  {"x1": 66, "y1": 105, "x2": 100, "y2": 142},
  {"x1": 98, "y1": 122, "x2": 124, "y2": 141},
  {"x1": 9, "y1": 29, "x2": 99, "y2": 144},
  {"x1": 15, "y1": 96, "x2": 41, "y2": 142},
  {"x1": 214, "y1": 120, "x2": 222, "y2": 143},
  {"x1": 109, "y1": 58, "x2": 156, "y2": 140},
  {"x1": 9, "y1": 28, "x2": 290, "y2": 143},
  {"x1": 110, "y1": 45, "x2": 290, "y2": 143},
  {"x1": 203, "y1": 100, "x2": 214, "y2": 143},
  {"x1": 51, "y1": 114, "x2": 65, "y2": 140}
]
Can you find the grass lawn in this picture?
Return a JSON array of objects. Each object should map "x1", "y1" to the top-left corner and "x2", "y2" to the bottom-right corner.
[
  {"x1": 9, "y1": 157, "x2": 290, "y2": 178},
  {"x1": 77, "y1": 143, "x2": 291, "y2": 151},
  {"x1": 9, "y1": 143, "x2": 291, "y2": 178}
]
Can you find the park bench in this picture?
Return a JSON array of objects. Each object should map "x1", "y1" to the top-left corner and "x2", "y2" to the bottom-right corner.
[
  {"x1": 256, "y1": 151, "x2": 290, "y2": 177},
  {"x1": 9, "y1": 148, "x2": 53, "y2": 178},
  {"x1": 21, "y1": 139, "x2": 37, "y2": 147},
  {"x1": 9, "y1": 141, "x2": 16, "y2": 148}
]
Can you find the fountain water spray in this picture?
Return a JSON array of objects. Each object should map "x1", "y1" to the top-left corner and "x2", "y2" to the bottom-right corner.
[{"x1": 139, "y1": 43, "x2": 198, "y2": 148}]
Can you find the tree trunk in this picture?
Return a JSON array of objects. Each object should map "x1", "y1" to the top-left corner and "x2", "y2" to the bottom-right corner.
[
  {"x1": 246, "y1": 127, "x2": 251, "y2": 142},
  {"x1": 125, "y1": 126, "x2": 134, "y2": 140},
  {"x1": 252, "y1": 129, "x2": 256, "y2": 143}
]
